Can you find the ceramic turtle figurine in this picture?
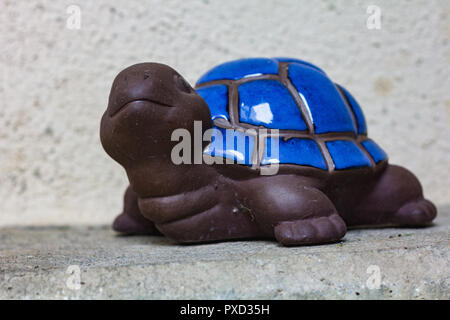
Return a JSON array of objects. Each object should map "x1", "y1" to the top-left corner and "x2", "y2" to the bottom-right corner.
[{"x1": 100, "y1": 57, "x2": 437, "y2": 246}]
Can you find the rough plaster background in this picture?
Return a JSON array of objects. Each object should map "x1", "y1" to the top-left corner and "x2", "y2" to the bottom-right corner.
[{"x1": 0, "y1": 0, "x2": 448, "y2": 226}]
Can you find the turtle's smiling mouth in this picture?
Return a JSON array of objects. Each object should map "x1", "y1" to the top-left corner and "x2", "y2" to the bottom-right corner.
[{"x1": 110, "y1": 98, "x2": 174, "y2": 117}]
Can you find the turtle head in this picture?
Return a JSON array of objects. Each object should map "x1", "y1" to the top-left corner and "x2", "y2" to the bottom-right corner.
[{"x1": 100, "y1": 63, "x2": 212, "y2": 168}]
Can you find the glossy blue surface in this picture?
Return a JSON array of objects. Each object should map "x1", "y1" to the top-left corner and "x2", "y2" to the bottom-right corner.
[
  {"x1": 288, "y1": 63, "x2": 357, "y2": 134},
  {"x1": 361, "y1": 139, "x2": 388, "y2": 163},
  {"x1": 274, "y1": 57, "x2": 325, "y2": 74},
  {"x1": 197, "y1": 58, "x2": 279, "y2": 84},
  {"x1": 261, "y1": 137, "x2": 327, "y2": 169},
  {"x1": 197, "y1": 57, "x2": 383, "y2": 169},
  {"x1": 337, "y1": 84, "x2": 367, "y2": 134},
  {"x1": 196, "y1": 84, "x2": 229, "y2": 121},
  {"x1": 203, "y1": 127, "x2": 255, "y2": 166},
  {"x1": 238, "y1": 80, "x2": 307, "y2": 130},
  {"x1": 326, "y1": 140, "x2": 372, "y2": 169}
]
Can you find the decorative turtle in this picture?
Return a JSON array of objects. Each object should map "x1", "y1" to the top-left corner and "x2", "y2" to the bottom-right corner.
[{"x1": 100, "y1": 57, "x2": 437, "y2": 246}]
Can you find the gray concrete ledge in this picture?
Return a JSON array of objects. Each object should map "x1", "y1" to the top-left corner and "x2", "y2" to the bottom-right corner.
[{"x1": 1, "y1": 205, "x2": 449, "y2": 299}]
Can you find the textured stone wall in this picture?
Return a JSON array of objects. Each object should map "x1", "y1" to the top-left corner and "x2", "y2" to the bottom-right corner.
[{"x1": 0, "y1": 0, "x2": 448, "y2": 226}]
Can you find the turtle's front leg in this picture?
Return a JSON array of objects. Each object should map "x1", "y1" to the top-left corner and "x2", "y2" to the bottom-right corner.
[
  {"x1": 113, "y1": 186, "x2": 161, "y2": 235},
  {"x1": 243, "y1": 176, "x2": 347, "y2": 246}
]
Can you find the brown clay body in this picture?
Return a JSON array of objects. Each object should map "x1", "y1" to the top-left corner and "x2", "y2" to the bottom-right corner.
[{"x1": 100, "y1": 63, "x2": 437, "y2": 246}]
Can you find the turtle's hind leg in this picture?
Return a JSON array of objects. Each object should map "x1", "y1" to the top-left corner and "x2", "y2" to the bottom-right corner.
[
  {"x1": 113, "y1": 186, "x2": 161, "y2": 235},
  {"x1": 348, "y1": 164, "x2": 437, "y2": 227},
  {"x1": 243, "y1": 176, "x2": 347, "y2": 246}
]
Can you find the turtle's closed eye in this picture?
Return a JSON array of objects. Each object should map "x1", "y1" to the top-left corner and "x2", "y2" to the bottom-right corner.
[{"x1": 174, "y1": 74, "x2": 192, "y2": 93}]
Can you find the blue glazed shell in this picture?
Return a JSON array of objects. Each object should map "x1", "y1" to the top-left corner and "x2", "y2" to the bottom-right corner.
[
  {"x1": 196, "y1": 84, "x2": 229, "y2": 121},
  {"x1": 196, "y1": 58, "x2": 387, "y2": 171},
  {"x1": 238, "y1": 79, "x2": 307, "y2": 130},
  {"x1": 197, "y1": 58, "x2": 279, "y2": 84},
  {"x1": 261, "y1": 137, "x2": 327, "y2": 170}
]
